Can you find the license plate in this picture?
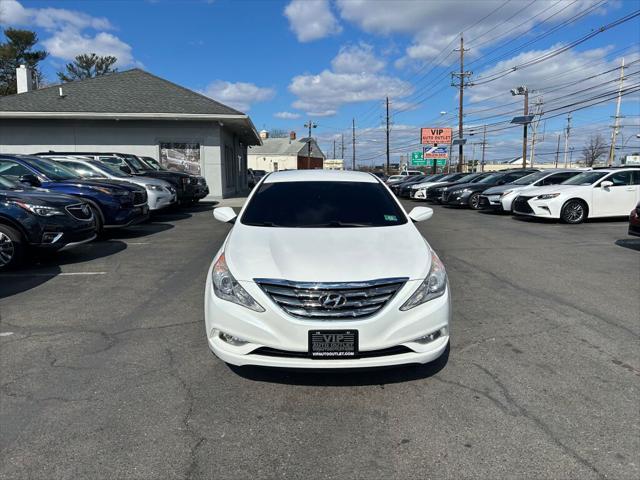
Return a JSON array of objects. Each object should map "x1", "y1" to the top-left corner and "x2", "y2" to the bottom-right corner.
[{"x1": 309, "y1": 330, "x2": 358, "y2": 359}]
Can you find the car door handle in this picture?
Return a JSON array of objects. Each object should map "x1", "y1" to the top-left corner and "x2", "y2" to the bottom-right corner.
[{"x1": 626, "y1": 187, "x2": 635, "y2": 191}]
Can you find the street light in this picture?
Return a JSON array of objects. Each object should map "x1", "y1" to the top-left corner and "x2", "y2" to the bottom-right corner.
[
  {"x1": 510, "y1": 85, "x2": 529, "y2": 168},
  {"x1": 304, "y1": 121, "x2": 317, "y2": 168}
]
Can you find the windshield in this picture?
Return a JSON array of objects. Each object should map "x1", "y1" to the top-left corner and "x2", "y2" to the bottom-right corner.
[
  {"x1": 561, "y1": 171, "x2": 608, "y2": 186},
  {"x1": 89, "y1": 160, "x2": 129, "y2": 178},
  {"x1": 477, "y1": 173, "x2": 502, "y2": 184},
  {"x1": 22, "y1": 157, "x2": 80, "y2": 181},
  {"x1": 437, "y1": 174, "x2": 460, "y2": 182},
  {"x1": 242, "y1": 181, "x2": 407, "y2": 228},
  {"x1": 125, "y1": 155, "x2": 153, "y2": 171},
  {"x1": 456, "y1": 173, "x2": 480, "y2": 183},
  {"x1": 142, "y1": 157, "x2": 163, "y2": 170},
  {"x1": 512, "y1": 171, "x2": 548, "y2": 185}
]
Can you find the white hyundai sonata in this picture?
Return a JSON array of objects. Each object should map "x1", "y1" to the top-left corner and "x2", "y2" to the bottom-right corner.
[{"x1": 204, "y1": 170, "x2": 451, "y2": 369}]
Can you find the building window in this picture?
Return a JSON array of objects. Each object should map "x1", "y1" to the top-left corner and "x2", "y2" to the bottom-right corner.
[{"x1": 159, "y1": 142, "x2": 201, "y2": 175}]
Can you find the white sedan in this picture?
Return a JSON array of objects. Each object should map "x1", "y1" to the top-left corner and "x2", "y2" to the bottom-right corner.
[
  {"x1": 512, "y1": 168, "x2": 640, "y2": 223},
  {"x1": 205, "y1": 170, "x2": 451, "y2": 369}
]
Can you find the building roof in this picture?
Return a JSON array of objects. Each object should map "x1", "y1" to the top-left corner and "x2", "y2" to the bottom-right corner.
[
  {"x1": 249, "y1": 137, "x2": 321, "y2": 156},
  {"x1": 0, "y1": 68, "x2": 243, "y2": 115},
  {"x1": 264, "y1": 170, "x2": 377, "y2": 183},
  {"x1": 0, "y1": 68, "x2": 261, "y2": 145}
]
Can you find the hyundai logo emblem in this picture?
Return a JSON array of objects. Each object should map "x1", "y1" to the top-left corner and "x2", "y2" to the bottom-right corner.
[{"x1": 318, "y1": 293, "x2": 347, "y2": 309}]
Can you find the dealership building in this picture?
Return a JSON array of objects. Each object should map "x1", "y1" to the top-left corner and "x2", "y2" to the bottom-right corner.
[
  {"x1": 0, "y1": 67, "x2": 261, "y2": 197},
  {"x1": 248, "y1": 130, "x2": 325, "y2": 172}
]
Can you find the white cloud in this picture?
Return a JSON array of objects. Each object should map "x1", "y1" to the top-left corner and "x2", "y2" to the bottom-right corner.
[
  {"x1": 335, "y1": 0, "x2": 607, "y2": 64},
  {"x1": 2, "y1": 0, "x2": 137, "y2": 67},
  {"x1": 1, "y1": 0, "x2": 112, "y2": 31},
  {"x1": 468, "y1": 45, "x2": 636, "y2": 103},
  {"x1": 43, "y1": 29, "x2": 134, "y2": 67},
  {"x1": 284, "y1": 0, "x2": 342, "y2": 42},
  {"x1": 202, "y1": 81, "x2": 275, "y2": 112},
  {"x1": 274, "y1": 111, "x2": 301, "y2": 119},
  {"x1": 331, "y1": 43, "x2": 385, "y2": 74},
  {"x1": 289, "y1": 44, "x2": 412, "y2": 116}
]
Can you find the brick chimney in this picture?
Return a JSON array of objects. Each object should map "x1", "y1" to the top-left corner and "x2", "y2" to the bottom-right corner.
[
  {"x1": 16, "y1": 65, "x2": 34, "y2": 94},
  {"x1": 289, "y1": 131, "x2": 296, "y2": 141}
]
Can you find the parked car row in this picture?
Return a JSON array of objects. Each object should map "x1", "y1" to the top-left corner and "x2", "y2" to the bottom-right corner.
[
  {"x1": 0, "y1": 152, "x2": 210, "y2": 270},
  {"x1": 388, "y1": 166, "x2": 640, "y2": 228}
]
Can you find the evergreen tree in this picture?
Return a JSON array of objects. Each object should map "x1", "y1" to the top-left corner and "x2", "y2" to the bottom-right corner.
[
  {"x1": 0, "y1": 28, "x2": 48, "y2": 96},
  {"x1": 57, "y1": 53, "x2": 118, "y2": 82}
]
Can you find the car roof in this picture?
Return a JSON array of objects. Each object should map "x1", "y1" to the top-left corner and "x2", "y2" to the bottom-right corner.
[{"x1": 264, "y1": 170, "x2": 379, "y2": 183}]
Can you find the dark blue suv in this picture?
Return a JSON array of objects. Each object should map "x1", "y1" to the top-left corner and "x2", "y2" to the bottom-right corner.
[
  {"x1": 0, "y1": 155, "x2": 149, "y2": 232},
  {"x1": 0, "y1": 176, "x2": 97, "y2": 269}
]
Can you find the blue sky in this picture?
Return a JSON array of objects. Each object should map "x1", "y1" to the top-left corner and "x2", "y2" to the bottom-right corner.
[{"x1": 2, "y1": 0, "x2": 639, "y2": 166}]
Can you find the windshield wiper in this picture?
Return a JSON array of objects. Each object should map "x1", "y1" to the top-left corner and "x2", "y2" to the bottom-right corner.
[{"x1": 302, "y1": 221, "x2": 373, "y2": 228}]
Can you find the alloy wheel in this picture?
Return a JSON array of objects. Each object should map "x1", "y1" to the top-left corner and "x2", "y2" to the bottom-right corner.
[
  {"x1": 469, "y1": 193, "x2": 480, "y2": 209},
  {"x1": 0, "y1": 232, "x2": 15, "y2": 267},
  {"x1": 565, "y1": 202, "x2": 584, "y2": 223}
]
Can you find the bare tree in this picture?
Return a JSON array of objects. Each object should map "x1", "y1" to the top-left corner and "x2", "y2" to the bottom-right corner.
[{"x1": 581, "y1": 134, "x2": 608, "y2": 167}]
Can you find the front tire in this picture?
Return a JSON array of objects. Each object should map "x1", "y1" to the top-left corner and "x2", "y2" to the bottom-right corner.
[
  {"x1": 468, "y1": 193, "x2": 481, "y2": 210},
  {"x1": 0, "y1": 225, "x2": 24, "y2": 270},
  {"x1": 560, "y1": 199, "x2": 587, "y2": 224}
]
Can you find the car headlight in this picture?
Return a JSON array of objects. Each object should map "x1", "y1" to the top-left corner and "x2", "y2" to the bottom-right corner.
[
  {"x1": 536, "y1": 193, "x2": 560, "y2": 199},
  {"x1": 211, "y1": 253, "x2": 265, "y2": 312},
  {"x1": 12, "y1": 201, "x2": 65, "y2": 217},
  {"x1": 145, "y1": 184, "x2": 163, "y2": 191},
  {"x1": 450, "y1": 190, "x2": 462, "y2": 196},
  {"x1": 400, "y1": 248, "x2": 447, "y2": 311}
]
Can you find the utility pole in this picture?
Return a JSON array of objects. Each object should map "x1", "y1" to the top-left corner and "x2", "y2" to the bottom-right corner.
[
  {"x1": 452, "y1": 35, "x2": 471, "y2": 172},
  {"x1": 341, "y1": 134, "x2": 345, "y2": 159},
  {"x1": 529, "y1": 97, "x2": 544, "y2": 167},
  {"x1": 333, "y1": 139, "x2": 336, "y2": 159},
  {"x1": 304, "y1": 120, "x2": 317, "y2": 168},
  {"x1": 352, "y1": 118, "x2": 356, "y2": 170},
  {"x1": 554, "y1": 133, "x2": 561, "y2": 168},
  {"x1": 481, "y1": 125, "x2": 487, "y2": 172},
  {"x1": 521, "y1": 89, "x2": 529, "y2": 168},
  {"x1": 385, "y1": 96, "x2": 390, "y2": 174},
  {"x1": 608, "y1": 58, "x2": 625, "y2": 166},
  {"x1": 563, "y1": 113, "x2": 572, "y2": 168}
]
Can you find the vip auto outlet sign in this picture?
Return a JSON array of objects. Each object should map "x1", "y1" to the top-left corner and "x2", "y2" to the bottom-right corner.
[{"x1": 421, "y1": 128, "x2": 452, "y2": 145}]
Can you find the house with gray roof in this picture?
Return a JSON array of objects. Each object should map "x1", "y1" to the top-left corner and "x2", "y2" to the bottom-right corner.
[
  {"x1": 0, "y1": 67, "x2": 261, "y2": 197},
  {"x1": 248, "y1": 130, "x2": 325, "y2": 172}
]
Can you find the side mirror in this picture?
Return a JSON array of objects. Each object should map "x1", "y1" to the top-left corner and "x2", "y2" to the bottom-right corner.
[
  {"x1": 213, "y1": 207, "x2": 237, "y2": 223},
  {"x1": 120, "y1": 166, "x2": 132, "y2": 174},
  {"x1": 600, "y1": 180, "x2": 613, "y2": 189},
  {"x1": 19, "y1": 174, "x2": 40, "y2": 187},
  {"x1": 408, "y1": 206, "x2": 433, "y2": 222}
]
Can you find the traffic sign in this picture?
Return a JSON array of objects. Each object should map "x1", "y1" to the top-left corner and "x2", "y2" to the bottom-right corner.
[
  {"x1": 423, "y1": 145, "x2": 448, "y2": 159},
  {"x1": 421, "y1": 127, "x2": 452, "y2": 145},
  {"x1": 411, "y1": 151, "x2": 426, "y2": 166}
]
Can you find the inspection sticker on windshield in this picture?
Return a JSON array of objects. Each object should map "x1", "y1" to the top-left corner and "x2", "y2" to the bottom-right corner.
[{"x1": 384, "y1": 215, "x2": 398, "y2": 221}]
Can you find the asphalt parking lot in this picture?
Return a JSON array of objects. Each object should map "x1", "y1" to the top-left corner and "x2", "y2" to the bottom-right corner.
[{"x1": 1, "y1": 200, "x2": 639, "y2": 480}]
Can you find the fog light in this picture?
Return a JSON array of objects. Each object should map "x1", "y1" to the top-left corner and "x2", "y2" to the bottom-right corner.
[
  {"x1": 218, "y1": 330, "x2": 249, "y2": 346},
  {"x1": 412, "y1": 327, "x2": 448, "y2": 345},
  {"x1": 42, "y1": 232, "x2": 63, "y2": 244}
]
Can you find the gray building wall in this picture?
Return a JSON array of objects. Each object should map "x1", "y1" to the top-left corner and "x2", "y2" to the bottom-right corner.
[{"x1": 0, "y1": 118, "x2": 248, "y2": 197}]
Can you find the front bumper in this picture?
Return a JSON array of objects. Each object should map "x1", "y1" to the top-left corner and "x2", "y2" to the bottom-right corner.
[
  {"x1": 104, "y1": 204, "x2": 150, "y2": 228},
  {"x1": 478, "y1": 194, "x2": 503, "y2": 211},
  {"x1": 444, "y1": 191, "x2": 472, "y2": 206},
  {"x1": 30, "y1": 225, "x2": 96, "y2": 251},
  {"x1": 147, "y1": 190, "x2": 177, "y2": 210},
  {"x1": 512, "y1": 196, "x2": 562, "y2": 218},
  {"x1": 204, "y1": 267, "x2": 451, "y2": 369}
]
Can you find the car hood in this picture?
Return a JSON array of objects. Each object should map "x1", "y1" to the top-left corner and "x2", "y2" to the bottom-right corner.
[
  {"x1": 137, "y1": 170, "x2": 192, "y2": 179},
  {"x1": 515, "y1": 184, "x2": 578, "y2": 197},
  {"x1": 413, "y1": 181, "x2": 445, "y2": 189},
  {"x1": 482, "y1": 184, "x2": 529, "y2": 195},
  {"x1": 126, "y1": 176, "x2": 173, "y2": 188},
  {"x1": 0, "y1": 189, "x2": 81, "y2": 207},
  {"x1": 225, "y1": 222, "x2": 432, "y2": 283},
  {"x1": 44, "y1": 178, "x2": 139, "y2": 191}
]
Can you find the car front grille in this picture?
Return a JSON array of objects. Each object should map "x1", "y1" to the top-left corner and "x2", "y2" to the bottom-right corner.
[
  {"x1": 513, "y1": 196, "x2": 534, "y2": 214},
  {"x1": 65, "y1": 203, "x2": 93, "y2": 221},
  {"x1": 250, "y1": 345, "x2": 413, "y2": 359},
  {"x1": 133, "y1": 191, "x2": 147, "y2": 206},
  {"x1": 255, "y1": 278, "x2": 408, "y2": 320},
  {"x1": 427, "y1": 188, "x2": 442, "y2": 200},
  {"x1": 442, "y1": 191, "x2": 453, "y2": 203}
]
